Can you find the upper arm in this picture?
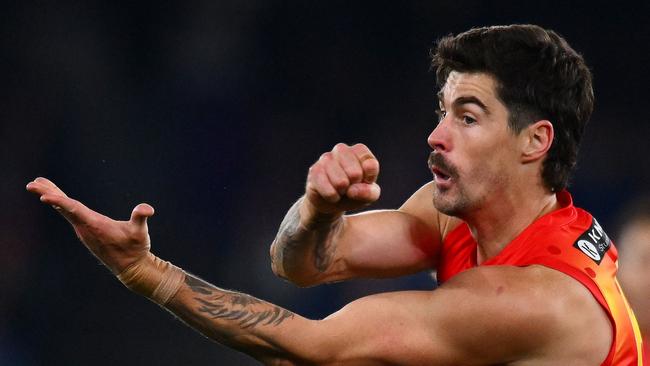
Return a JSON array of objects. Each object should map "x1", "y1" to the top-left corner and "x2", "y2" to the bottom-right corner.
[
  {"x1": 288, "y1": 267, "x2": 560, "y2": 365},
  {"x1": 327, "y1": 183, "x2": 445, "y2": 281}
]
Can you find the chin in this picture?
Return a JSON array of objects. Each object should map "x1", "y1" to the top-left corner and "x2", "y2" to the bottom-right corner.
[{"x1": 432, "y1": 190, "x2": 470, "y2": 217}]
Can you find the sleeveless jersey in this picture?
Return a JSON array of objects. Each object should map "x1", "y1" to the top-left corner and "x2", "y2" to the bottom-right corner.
[{"x1": 437, "y1": 191, "x2": 644, "y2": 366}]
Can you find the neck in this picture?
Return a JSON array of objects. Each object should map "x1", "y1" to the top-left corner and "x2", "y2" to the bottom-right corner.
[{"x1": 464, "y1": 186, "x2": 560, "y2": 264}]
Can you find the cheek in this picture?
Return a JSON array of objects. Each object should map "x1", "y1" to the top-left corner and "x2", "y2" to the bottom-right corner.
[
  {"x1": 459, "y1": 158, "x2": 503, "y2": 196},
  {"x1": 463, "y1": 143, "x2": 508, "y2": 178},
  {"x1": 456, "y1": 129, "x2": 518, "y2": 189}
]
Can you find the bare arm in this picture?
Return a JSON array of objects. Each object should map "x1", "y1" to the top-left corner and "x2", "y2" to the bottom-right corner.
[
  {"x1": 24, "y1": 177, "x2": 439, "y2": 364},
  {"x1": 133, "y1": 265, "x2": 612, "y2": 365},
  {"x1": 26, "y1": 177, "x2": 608, "y2": 365},
  {"x1": 271, "y1": 144, "x2": 445, "y2": 287}
]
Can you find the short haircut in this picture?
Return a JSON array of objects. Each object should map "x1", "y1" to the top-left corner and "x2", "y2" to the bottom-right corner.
[{"x1": 431, "y1": 24, "x2": 594, "y2": 192}]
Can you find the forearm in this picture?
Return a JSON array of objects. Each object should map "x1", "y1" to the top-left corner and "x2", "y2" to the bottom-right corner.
[
  {"x1": 164, "y1": 273, "x2": 305, "y2": 364},
  {"x1": 118, "y1": 254, "x2": 316, "y2": 365},
  {"x1": 270, "y1": 197, "x2": 344, "y2": 286}
]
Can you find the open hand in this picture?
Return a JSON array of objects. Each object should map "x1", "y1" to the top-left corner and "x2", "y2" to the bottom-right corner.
[{"x1": 26, "y1": 177, "x2": 154, "y2": 274}]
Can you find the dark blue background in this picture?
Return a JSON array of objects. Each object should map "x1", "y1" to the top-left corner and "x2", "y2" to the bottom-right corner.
[{"x1": 3, "y1": 1, "x2": 649, "y2": 364}]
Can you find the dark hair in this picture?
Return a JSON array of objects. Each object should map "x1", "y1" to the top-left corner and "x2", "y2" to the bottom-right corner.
[{"x1": 431, "y1": 24, "x2": 594, "y2": 192}]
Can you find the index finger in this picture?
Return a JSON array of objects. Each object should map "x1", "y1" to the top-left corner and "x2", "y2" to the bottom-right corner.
[
  {"x1": 32, "y1": 177, "x2": 69, "y2": 197},
  {"x1": 350, "y1": 144, "x2": 379, "y2": 183},
  {"x1": 27, "y1": 179, "x2": 94, "y2": 225}
]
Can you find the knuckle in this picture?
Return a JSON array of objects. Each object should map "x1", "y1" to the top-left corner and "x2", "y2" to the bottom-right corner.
[
  {"x1": 308, "y1": 163, "x2": 326, "y2": 178},
  {"x1": 353, "y1": 142, "x2": 368, "y2": 151},
  {"x1": 346, "y1": 167, "x2": 363, "y2": 181},
  {"x1": 352, "y1": 143, "x2": 375, "y2": 160},
  {"x1": 319, "y1": 152, "x2": 333, "y2": 162},
  {"x1": 331, "y1": 177, "x2": 350, "y2": 190},
  {"x1": 365, "y1": 158, "x2": 380, "y2": 171},
  {"x1": 332, "y1": 142, "x2": 349, "y2": 152}
]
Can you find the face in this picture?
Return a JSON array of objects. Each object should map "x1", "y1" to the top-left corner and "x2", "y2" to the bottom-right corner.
[
  {"x1": 618, "y1": 220, "x2": 650, "y2": 331},
  {"x1": 428, "y1": 71, "x2": 521, "y2": 217}
]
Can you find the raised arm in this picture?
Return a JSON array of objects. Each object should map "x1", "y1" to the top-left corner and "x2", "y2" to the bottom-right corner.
[{"x1": 270, "y1": 143, "x2": 445, "y2": 287}]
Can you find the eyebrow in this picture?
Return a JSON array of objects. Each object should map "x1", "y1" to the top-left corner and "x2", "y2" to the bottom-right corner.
[{"x1": 437, "y1": 91, "x2": 490, "y2": 115}]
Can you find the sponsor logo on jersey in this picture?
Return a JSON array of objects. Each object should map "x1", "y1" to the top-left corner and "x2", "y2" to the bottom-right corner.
[{"x1": 573, "y1": 217, "x2": 611, "y2": 265}]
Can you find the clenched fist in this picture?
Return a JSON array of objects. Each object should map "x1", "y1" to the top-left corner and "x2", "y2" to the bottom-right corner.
[{"x1": 305, "y1": 143, "x2": 380, "y2": 214}]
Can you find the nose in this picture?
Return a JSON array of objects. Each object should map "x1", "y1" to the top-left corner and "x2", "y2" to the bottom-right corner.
[{"x1": 428, "y1": 119, "x2": 450, "y2": 152}]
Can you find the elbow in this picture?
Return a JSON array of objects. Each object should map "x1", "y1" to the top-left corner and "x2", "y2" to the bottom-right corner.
[
  {"x1": 269, "y1": 240, "x2": 319, "y2": 287},
  {"x1": 275, "y1": 267, "x2": 321, "y2": 288},
  {"x1": 271, "y1": 258, "x2": 320, "y2": 288},
  {"x1": 270, "y1": 241, "x2": 285, "y2": 278},
  {"x1": 286, "y1": 276, "x2": 319, "y2": 288}
]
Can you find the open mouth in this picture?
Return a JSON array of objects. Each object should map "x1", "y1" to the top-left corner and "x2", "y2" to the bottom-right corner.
[{"x1": 432, "y1": 167, "x2": 451, "y2": 181}]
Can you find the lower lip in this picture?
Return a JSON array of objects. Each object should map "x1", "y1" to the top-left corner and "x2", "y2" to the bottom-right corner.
[{"x1": 433, "y1": 172, "x2": 453, "y2": 188}]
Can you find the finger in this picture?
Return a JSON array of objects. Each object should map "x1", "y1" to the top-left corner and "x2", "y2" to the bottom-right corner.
[
  {"x1": 307, "y1": 164, "x2": 340, "y2": 203},
  {"x1": 39, "y1": 193, "x2": 91, "y2": 225},
  {"x1": 361, "y1": 157, "x2": 380, "y2": 184},
  {"x1": 26, "y1": 181, "x2": 48, "y2": 195},
  {"x1": 26, "y1": 180, "x2": 60, "y2": 197},
  {"x1": 33, "y1": 177, "x2": 68, "y2": 197},
  {"x1": 350, "y1": 144, "x2": 379, "y2": 183},
  {"x1": 346, "y1": 182, "x2": 381, "y2": 203},
  {"x1": 130, "y1": 203, "x2": 155, "y2": 227},
  {"x1": 324, "y1": 158, "x2": 351, "y2": 196},
  {"x1": 332, "y1": 143, "x2": 363, "y2": 184}
]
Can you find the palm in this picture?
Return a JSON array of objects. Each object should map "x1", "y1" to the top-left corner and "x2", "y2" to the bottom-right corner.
[{"x1": 26, "y1": 177, "x2": 154, "y2": 274}]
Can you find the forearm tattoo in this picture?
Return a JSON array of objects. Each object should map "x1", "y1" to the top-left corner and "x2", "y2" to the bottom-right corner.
[
  {"x1": 272, "y1": 198, "x2": 342, "y2": 274},
  {"x1": 185, "y1": 275, "x2": 294, "y2": 329}
]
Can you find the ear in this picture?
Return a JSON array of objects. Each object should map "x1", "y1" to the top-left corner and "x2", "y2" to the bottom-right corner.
[{"x1": 520, "y1": 120, "x2": 554, "y2": 163}]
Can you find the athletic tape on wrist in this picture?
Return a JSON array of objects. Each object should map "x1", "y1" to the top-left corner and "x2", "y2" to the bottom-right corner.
[{"x1": 116, "y1": 253, "x2": 185, "y2": 305}]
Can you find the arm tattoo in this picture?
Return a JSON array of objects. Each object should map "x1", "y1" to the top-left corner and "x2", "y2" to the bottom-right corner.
[
  {"x1": 272, "y1": 197, "x2": 342, "y2": 274},
  {"x1": 185, "y1": 275, "x2": 294, "y2": 329},
  {"x1": 313, "y1": 222, "x2": 340, "y2": 272},
  {"x1": 271, "y1": 200, "x2": 302, "y2": 272}
]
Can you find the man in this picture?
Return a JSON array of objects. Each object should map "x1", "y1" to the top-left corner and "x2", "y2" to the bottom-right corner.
[
  {"x1": 617, "y1": 196, "x2": 650, "y2": 358},
  {"x1": 27, "y1": 24, "x2": 643, "y2": 365}
]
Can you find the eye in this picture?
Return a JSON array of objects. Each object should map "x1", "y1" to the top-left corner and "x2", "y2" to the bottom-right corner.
[
  {"x1": 435, "y1": 109, "x2": 447, "y2": 122},
  {"x1": 462, "y1": 115, "x2": 477, "y2": 125}
]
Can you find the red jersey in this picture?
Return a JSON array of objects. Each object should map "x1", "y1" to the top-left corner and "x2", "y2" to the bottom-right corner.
[{"x1": 437, "y1": 191, "x2": 644, "y2": 366}]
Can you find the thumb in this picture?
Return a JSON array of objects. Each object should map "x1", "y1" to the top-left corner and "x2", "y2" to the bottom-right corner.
[
  {"x1": 347, "y1": 182, "x2": 381, "y2": 203},
  {"x1": 130, "y1": 203, "x2": 155, "y2": 226}
]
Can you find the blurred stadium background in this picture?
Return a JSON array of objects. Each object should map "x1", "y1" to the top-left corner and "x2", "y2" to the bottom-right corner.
[{"x1": 2, "y1": 1, "x2": 649, "y2": 364}]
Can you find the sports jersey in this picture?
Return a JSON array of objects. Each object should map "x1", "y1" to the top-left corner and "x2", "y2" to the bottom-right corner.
[{"x1": 437, "y1": 190, "x2": 644, "y2": 366}]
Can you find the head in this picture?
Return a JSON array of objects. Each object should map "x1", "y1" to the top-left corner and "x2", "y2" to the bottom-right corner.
[
  {"x1": 616, "y1": 196, "x2": 650, "y2": 334},
  {"x1": 427, "y1": 24, "x2": 593, "y2": 216}
]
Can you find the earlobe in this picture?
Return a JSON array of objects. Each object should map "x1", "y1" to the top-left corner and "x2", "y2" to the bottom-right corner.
[{"x1": 521, "y1": 120, "x2": 554, "y2": 163}]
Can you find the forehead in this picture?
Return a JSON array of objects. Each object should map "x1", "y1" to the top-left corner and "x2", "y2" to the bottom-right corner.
[{"x1": 438, "y1": 71, "x2": 500, "y2": 104}]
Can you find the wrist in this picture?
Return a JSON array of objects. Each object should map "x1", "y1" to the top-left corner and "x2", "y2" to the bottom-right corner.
[
  {"x1": 116, "y1": 252, "x2": 185, "y2": 305},
  {"x1": 299, "y1": 196, "x2": 343, "y2": 229}
]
